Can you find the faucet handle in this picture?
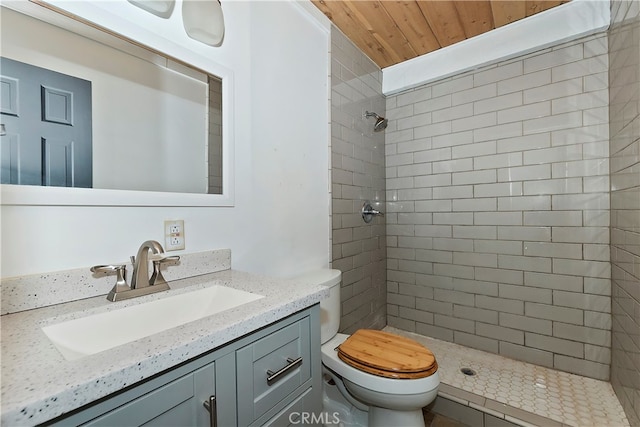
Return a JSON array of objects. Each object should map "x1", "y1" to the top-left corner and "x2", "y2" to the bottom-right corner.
[
  {"x1": 149, "y1": 255, "x2": 180, "y2": 286},
  {"x1": 90, "y1": 264, "x2": 127, "y2": 278},
  {"x1": 90, "y1": 264, "x2": 130, "y2": 301},
  {"x1": 148, "y1": 254, "x2": 180, "y2": 263}
]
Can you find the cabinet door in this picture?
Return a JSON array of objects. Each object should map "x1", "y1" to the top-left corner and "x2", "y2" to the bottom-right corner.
[
  {"x1": 78, "y1": 363, "x2": 215, "y2": 427},
  {"x1": 236, "y1": 316, "x2": 311, "y2": 426},
  {"x1": 211, "y1": 352, "x2": 237, "y2": 427},
  {"x1": 193, "y1": 363, "x2": 217, "y2": 427}
]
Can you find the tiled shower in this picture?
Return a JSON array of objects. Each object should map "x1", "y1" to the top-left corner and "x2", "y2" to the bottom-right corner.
[
  {"x1": 385, "y1": 32, "x2": 611, "y2": 381},
  {"x1": 330, "y1": 1, "x2": 639, "y2": 425}
]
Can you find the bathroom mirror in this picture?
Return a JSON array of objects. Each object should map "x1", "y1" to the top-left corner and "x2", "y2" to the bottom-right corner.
[{"x1": 0, "y1": 1, "x2": 234, "y2": 206}]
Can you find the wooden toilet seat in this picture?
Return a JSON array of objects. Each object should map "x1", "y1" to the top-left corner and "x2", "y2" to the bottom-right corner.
[{"x1": 337, "y1": 329, "x2": 438, "y2": 379}]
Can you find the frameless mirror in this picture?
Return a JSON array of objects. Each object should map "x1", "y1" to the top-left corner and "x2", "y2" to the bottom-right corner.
[{"x1": 0, "y1": 1, "x2": 233, "y2": 206}]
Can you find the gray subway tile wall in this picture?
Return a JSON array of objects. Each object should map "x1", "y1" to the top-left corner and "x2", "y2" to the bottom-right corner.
[
  {"x1": 609, "y1": 0, "x2": 640, "y2": 425},
  {"x1": 385, "y1": 33, "x2": 612, "y2": 381},
  {"x1": 331, "y1": 27, "x2": 387, "y2": 333},
  {"x1": 208, "y1": 77, "x2": 222, "y2": 194}
]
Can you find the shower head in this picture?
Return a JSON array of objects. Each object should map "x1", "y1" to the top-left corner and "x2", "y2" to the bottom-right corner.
[{"x1": 364, "y1": 111, "x2": 388, "y2": 132}]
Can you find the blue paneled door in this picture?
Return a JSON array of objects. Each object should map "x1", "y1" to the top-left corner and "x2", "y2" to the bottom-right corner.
[{"x1": 0, "y1": 57, "x2": 92, "y2": 187}]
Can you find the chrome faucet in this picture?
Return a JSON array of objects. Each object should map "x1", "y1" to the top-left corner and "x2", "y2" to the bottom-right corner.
[{"x1": 131, "y1": 240, "x2": 165, "y2": 289}]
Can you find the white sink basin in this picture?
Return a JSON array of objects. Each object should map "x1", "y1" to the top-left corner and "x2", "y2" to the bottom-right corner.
[{"x1": 42, "y1": 285, "x2": 264, "y2": 361}]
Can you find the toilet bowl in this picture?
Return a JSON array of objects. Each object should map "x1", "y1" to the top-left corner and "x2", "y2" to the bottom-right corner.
[{"x1": 296, "y1": 269, "x2": 440, "y2": 427}]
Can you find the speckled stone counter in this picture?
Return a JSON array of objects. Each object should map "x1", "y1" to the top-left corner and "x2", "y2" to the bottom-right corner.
[{"x1": 1, "y1": 270, "x2": 328, "y2": 426}]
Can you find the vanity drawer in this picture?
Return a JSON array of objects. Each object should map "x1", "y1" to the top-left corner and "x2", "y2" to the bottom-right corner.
[{"x1": 236, "y1": 316, "x2": 311, "y2": 426}]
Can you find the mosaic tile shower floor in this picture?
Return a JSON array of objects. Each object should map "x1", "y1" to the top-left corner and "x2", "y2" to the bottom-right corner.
[{"x1": 385, "y1": 327, "x2": 629, "y2": 427}]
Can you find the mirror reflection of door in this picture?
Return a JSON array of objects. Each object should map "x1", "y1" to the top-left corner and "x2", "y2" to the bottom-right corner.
[{"x1": 0, "y1": 57, "x2": 92, "y2": 187}]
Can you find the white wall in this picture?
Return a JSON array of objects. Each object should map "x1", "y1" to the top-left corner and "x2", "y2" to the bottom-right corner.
[{"x1": 0, "y1": 0, "x2": 331, "y2": 279}]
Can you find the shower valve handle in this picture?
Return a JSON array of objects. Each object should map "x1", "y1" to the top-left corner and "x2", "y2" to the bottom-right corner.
[
  {"x1": 364, "y1": 207, "x2": 383, "y2": 216},
  {"x1": 362, "y1": 201, "x2": 384, "y2": 223}
]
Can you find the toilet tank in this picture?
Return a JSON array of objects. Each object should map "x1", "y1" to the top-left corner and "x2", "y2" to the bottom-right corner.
[{"x1": 294, "y1": 269, "x2": 341, "y2": 344}]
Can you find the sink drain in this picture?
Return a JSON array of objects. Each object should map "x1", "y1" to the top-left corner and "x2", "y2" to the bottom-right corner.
[{"x1": 460, "y1": 367, "x2": 477, "y2": 376}]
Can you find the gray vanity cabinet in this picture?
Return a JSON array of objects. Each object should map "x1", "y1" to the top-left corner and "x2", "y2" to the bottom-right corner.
[{"x1": 48, "y1": 305, "x2": 321, "y2": 427}]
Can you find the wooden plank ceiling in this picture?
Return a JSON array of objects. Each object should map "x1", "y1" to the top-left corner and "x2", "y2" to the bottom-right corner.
[{"x1": 311, "y1": 0, "x2": 569, "y2": 68}]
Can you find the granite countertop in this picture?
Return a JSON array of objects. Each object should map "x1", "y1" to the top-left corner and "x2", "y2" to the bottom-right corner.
[{"x1": 0, "y1": 270, "x2": 328, "y2": 426}]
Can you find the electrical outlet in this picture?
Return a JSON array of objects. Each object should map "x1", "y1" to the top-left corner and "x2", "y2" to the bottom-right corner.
[{"x1": 164, "y1": 220, "x2": 185, "y2": 251}]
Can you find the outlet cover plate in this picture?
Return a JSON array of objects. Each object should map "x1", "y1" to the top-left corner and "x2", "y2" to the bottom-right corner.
[{"x1": 164, "y1": 220, "x2": 185, "y2": 251}]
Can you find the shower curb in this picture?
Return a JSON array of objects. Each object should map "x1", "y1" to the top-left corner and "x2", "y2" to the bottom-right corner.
[{"x1": 434, "y1": 383, "x2": 566, "y2": 427}]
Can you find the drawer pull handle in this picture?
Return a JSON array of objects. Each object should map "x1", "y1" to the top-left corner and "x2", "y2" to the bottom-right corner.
[
  {"x1": 266, "y1": 357, "x2": 303, "y2": 385},
  {"x1": 203, "y1": 395, "x2": 217, "y2": 427}
]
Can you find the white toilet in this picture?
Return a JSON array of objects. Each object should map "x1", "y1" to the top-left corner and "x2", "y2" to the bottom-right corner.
[{"x1": 299, "y1": 269, "x2": 440, "y2": 427}]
